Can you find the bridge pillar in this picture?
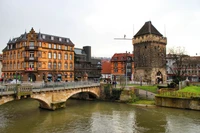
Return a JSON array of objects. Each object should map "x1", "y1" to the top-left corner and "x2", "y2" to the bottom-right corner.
[
  {"x1": 51, "y1": 101, "x2": 66, "y2": 110},
  {"x1": 39, "y1": 101, "x2": 66, "y2": 110}
]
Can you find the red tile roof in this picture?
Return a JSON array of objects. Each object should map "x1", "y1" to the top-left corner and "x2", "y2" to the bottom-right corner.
[
  {"x1": 111, "y1": 53, "x2": 133, "y2": 62},
  {"x1": 101, "y1": 60, "x2": 111, "y2": 74}
]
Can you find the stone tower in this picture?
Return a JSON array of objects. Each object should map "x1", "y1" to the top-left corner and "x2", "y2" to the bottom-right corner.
[{"x1": 132, "y1": 21, "x2": 167, "y2": 84}]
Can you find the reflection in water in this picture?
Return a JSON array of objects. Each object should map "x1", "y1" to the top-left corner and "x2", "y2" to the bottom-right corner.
[{"x1": 0, "y1": 99, "x2": 200, "y2": 133}]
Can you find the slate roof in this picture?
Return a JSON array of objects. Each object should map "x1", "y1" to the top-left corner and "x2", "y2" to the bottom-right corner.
[
  {"x1": 134, "y1": 21, "x2": 163, "y2": 37},
  {"x1": 6, "y1": 28, "x2": 74, "y2": 46}
]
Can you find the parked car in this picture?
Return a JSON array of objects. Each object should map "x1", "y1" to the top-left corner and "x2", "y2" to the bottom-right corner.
[{"x1": 10, "y1": 79, "x2": 21, "y2": 84}]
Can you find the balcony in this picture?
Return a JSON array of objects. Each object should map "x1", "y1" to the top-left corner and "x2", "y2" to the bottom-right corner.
[
  {"x1": 24, "y1": 57, "x2": 38, "y2": 62},
  {"x1": 25, "y1": 46, "x2": 38, "y2": 51},
  {"x1": 24, "y1": 67, "x2": 38, "y2": 72}
]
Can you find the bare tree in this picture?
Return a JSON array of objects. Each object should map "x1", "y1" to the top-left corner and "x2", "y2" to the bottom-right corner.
[{"x1": 167, "y1": 47, "x2": 189, "y2": 83}]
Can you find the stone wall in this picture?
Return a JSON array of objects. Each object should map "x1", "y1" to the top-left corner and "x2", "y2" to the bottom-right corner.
[{"x1": 155, "y1": 96, "x2": 200, "y2": 110}]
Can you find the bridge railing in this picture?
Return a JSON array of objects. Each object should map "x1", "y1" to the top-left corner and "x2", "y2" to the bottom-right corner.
[
  {"x1": 0, "y1": 81, "x2": 100, "y2": 95},
  {"x1": 32, "y1": 81, "x2": 100, "y2": 92}
]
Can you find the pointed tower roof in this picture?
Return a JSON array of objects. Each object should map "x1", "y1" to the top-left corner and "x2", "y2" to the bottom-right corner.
[
  {"x1": 8, "y1": 38, "x2": 12, "y2": 43},
  {"x1": 134, "y1": 21, "x2": 163, "y2": 37},
  {"x1": 22, "y1": 31, "x2": 27, "y2": 40},
  {"x1": 37, "y1": 31, "x2": 43, "y2": 41}
]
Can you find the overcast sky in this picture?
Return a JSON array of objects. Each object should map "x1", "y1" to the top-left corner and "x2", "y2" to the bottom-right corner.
[{"x1": 0, "y1": 0, "x2": 200, "y2": 57}]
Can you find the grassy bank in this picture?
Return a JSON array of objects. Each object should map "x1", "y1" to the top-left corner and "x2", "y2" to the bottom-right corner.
[
  {"x1": 178, "y1": 86, "x2": 200, "y2": 93},
  {"x1": 133, "y1": 85, "x2": 158, "y2": 93}
]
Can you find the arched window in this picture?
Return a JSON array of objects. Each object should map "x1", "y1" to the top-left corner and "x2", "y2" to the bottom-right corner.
[
  {"x1": 65, "y1": 63, "x2": 68, "y2": 69},
  {"x1": 48, "y1": 52, "x2": 52, "y2": 59},
  {"x1": 53, "y1": 53, "x2": 56, "y2": 59},
  {"x1": 48, "y1": 62, "x2": 52, "y2": 69}
]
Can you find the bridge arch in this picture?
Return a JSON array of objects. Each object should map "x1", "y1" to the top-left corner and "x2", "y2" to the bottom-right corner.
[{"x1": 0, "y1": 85, "x2": 101, "y2": 110}]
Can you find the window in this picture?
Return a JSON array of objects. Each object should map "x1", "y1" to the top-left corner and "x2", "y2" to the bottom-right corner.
[
  {"x1": 70, "y1": 54, "x2": 72, "y2": 60},
  {"x1": 65, "y1": 63, "x2": 68, "y2": 69},
  {"x1": 58, "y1": 53, "x2": 61, "y2": 59},
  {"x1": 22, "y1": 51, "x2": 25, "y2": 57},
  {"x1": 65, "y1": 46, "x2": 67, "y2": 50},
  {"x1": 65, "y1": 54, "x2": 68, "y2": 59},
  {"x1": 53, "y1": 62, "x2": 56, "y2": 69},
  {"x1": 23, "y1": 62, "x2": 26, "y2": 68},
  {"x1": 51, "y1": 36, "x2": 54, "y2": 40},
  {"x1": 54, "y1": 44, "x2": 56, "y2": 49},
  {"x1": 30, "y1": 42, "x2": 34, "y2": 46},
  {"x1": 48, "y1": 62, "x2": 52, "y2": 69},
  {"x1": 38, "y1": 42, "x2": 42, "y2": 47},
  {"x1": 42, "y1": 35, "x2": 45, "y2": 39},
  {"x1": 70, "y1": 47, "x2": 72, "y2": 51},
  {"x1": 58, "y1": 63, "x2": 61, "y2": 69},
  {"x1": 48, "y1": 52, "x2": 52, "y2": 59},
  {"x1": 18, "y1": 52, "x2": 20, "y2": 58},
  {"x1": 114, "y1": 62, "x2": 118, "y2": 67},
  {"x1": 59, "y1": 38, "x2": 62, "y2": 41},
  {"x1": 114, "y1": 68, "x2": 118, "y2": 72},
  {"x1": 48, "y1": 43, "x2": 52, "y2": 48},
  {"x1": 70, "y1": 73, "x2": 72, "y2": 78},
  {"x1": 58, "y1": 45, "x2": 61, "y2": 49},
  {"x1": 54, "y1": 53, "x2": 56, "y2": 59},
  {"x1": 23, "y1": 42, "x2": 26, "y2": 47},
  {"x1": 70, "y1": 63, "x2": 73, "y2": 69},
  {"x1": 38, "y1": 62, "x2": 41, "y2": 68},
  {"x1": 14, "y1": 62, "x2": 16, "y2": 69},
  {"x1": 38, "y1": 51, "x2": 42, "y2": 57}
]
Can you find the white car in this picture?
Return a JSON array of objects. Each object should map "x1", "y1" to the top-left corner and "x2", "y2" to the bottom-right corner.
[{"x1": 10, "y1": 79, "x2": 21, "y2": 84}]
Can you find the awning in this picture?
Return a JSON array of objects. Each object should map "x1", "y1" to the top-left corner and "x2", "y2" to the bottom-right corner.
[{"x1": 47, "y1": 74, "x2": 52, "y2": 77}]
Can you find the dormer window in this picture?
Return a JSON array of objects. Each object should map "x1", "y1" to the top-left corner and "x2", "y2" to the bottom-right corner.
[
  {"x1": 66, "y1": 39, "x2": 69, "y2": 43},
  {"x1": 59, "y1": 38, "x2": 62, "y2": 41},
  {"x1": 42, "y1": 35, "x2": 45, "y2": 39},
  {"x1": 51, "y1": 36, "x2": 54, "y2": 40}
]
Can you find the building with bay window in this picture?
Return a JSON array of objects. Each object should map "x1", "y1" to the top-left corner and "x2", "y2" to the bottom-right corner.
[{"x1": 2, "y1": 28, "x2": 74, "y2": 82}]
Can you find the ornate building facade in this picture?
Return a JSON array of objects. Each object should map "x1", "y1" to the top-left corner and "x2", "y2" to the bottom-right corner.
[
  {"x1": 132, "y1": 21, "x2": 167, "y2": 84},
  {"x1": 2, "y1": 28, "x2": 74, "y2": 82}
]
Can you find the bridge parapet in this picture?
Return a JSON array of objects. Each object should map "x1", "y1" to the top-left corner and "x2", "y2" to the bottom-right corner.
[
  {"x1": 16, "y1": 85, "x2": 33, "y2": 99},
  {"x1": 0, "y1": 81, "x2": 101, "y2": 111}
]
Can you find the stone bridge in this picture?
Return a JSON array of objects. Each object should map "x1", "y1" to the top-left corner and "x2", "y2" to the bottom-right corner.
[{"x1": 0, "y1": 82, "x2": 101, "y2": 110}]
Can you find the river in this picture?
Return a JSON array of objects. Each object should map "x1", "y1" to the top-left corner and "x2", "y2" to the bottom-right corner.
[{"x1": 0, "y1": 99, "x2": 199, "y2": 133}]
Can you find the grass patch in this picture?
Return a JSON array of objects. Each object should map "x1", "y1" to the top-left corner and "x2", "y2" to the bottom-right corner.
[
  {"x1": 131, "y1": 99, "x2": 155, "y2": 105},
  {"x1": 134, "y1": 85, "x2": 158, "y2": 93},
  {"x1": 178, "y1": 86, "x2": 200, "y2": 93}
]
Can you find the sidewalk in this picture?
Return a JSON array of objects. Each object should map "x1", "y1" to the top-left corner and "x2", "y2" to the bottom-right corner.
[{"x1": 138, "y1": 89, "x2": 155, "y2": 100}]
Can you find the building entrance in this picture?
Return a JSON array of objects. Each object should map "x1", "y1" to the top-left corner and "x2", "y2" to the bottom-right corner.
[{"x1": 28, "y1": 73, "x2": 36, "y2": 82}]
